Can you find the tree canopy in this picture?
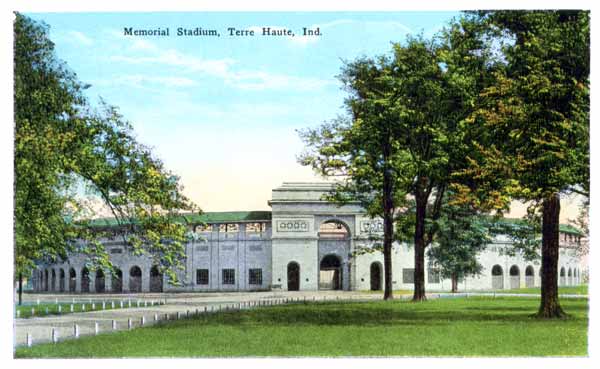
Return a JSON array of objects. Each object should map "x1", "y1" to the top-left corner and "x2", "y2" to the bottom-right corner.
[{"x1": 14, "y1": 13, "x2": 198, "y2": 288}]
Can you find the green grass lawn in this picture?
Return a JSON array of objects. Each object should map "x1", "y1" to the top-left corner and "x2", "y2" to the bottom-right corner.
[
  {"x1": 491, "y1": 285, "x2": 588, "y2": 295},
  {"x1": 15, "y1": 299, "x2": 162, "y2": 318},
  {"x1": 15, "y1": 296, "x2": 588, "y2": 357}
]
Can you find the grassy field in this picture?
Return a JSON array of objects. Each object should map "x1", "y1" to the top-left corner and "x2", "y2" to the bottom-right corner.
[
  {"x1": 15, "y1": 296, "x2": 588, "y2": 358},
  {"x1": 15, "y1": 299, "x2": 162, "y2": 318},
  {"x1": 490, "y1": 285, "x2": 588, "y2": 295}
]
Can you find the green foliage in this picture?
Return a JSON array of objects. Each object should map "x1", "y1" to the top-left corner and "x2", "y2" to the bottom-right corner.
[
  {"x1": 426, "y1": 193, "x2": 492, "y2": 281},
  {"x1": 14, "y1": 13, "x2": 197, "y2": 284}
]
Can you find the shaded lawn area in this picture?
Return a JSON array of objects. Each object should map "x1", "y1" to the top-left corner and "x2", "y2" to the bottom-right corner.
[
  {"x1": 490, "y1": 285, "x2": 588, "y2": 295},
  {"x1": 15, "y1": 297, "x2": 588, "y2": 358}
]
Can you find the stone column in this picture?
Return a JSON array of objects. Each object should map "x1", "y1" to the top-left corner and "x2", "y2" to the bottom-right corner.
[
  {"x1": 89, "y1": 271, "x2": 96, "y2": 293},
  {"x1": 122, "y1": 266, "x2": 130, "y2": 293},
  {"x1": 75, "y1": 267, "x2": 81, "y2": 293},
  {"x1": 105, "y1": 269, "x2": 112, "y2": 292},
  {"x1": 142, "y1": 265, "x2": 150, "y2": 293}
]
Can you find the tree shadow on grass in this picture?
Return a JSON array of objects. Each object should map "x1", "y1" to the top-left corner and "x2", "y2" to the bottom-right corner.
[{"x1": 175, "y1": 300, "x2": 588, "y2": 328}]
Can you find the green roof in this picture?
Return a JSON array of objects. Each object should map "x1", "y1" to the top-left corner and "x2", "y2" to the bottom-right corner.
[
  {"x1": 86, "y1": 211, "x2": 272, "y2": 228},
  {"x1": 483, "y1": 216, "x2": 584, "y2": 236}
]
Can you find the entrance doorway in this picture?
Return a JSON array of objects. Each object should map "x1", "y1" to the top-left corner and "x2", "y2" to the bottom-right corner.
[
  {"x1": 287, "y1": 262, "x2": 300, "y2": 291},
  {"x1": 370, "y1": 262, "x2": 382, "y2": 291},
  {"x1": 319, "y1": 254, "x2": 342, "y2": 290}
]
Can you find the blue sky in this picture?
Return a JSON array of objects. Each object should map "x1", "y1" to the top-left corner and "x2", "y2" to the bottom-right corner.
[{"x1": 23, "y1": 11, "x2": 584, "y2": 220}]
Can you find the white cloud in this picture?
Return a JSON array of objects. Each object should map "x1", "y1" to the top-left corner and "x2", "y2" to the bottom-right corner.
[
  {"x1": 67, "y1": 30, "x2": 94, "y2": 46},
  {"x1": 94, "y1": 74, "x2": 197, "y2": 89},
  {"x1": 108, "y1": 37, "x2": 332, "y2": 91}
]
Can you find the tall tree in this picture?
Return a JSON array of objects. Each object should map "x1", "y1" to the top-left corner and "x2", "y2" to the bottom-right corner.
[
  {"x1": 458, "y1": 11, "x2": 590, "y2": 318},
  {"x1": 14, "y1": 13, "x2": 197, "y2": 304},
  {"x1": 426, "y1": 193, "x2": 492, "y2": 293}
]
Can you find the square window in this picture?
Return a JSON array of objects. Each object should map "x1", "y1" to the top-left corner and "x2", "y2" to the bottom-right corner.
[
  {"x1": 249, "y1": 268, "x2": 262, "y2": 285},
  {"x1": 222, "y1": 269, "x2": 235, "y2": 285},
  {"x1": 196, "y1": 269, "x2": 209, "y2": 285},
  {"x1": 427, "y1": 269, "x2": 441, "y2": 284},
  {"x1": 402, "y1": 268, "x2": 414, "y2": 284}
]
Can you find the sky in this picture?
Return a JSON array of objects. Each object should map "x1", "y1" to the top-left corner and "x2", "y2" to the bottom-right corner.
[{"x1": 25, "y1": 11, "x2": 586, "y2": 222}]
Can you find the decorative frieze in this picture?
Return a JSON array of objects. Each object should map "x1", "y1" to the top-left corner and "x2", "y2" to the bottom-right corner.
[
  {"x1": 360, "y1": 220, "x2": 383, "y2": 234},
  {"x1": 276, "y1": 220, "x2": 309, "y2": 232}
]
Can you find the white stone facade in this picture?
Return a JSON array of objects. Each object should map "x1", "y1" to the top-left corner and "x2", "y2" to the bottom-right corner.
[{"x1": 32, "y1": 182, "x2": 586, "y2": 293}]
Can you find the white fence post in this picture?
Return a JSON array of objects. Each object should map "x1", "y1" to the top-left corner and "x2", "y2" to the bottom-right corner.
[
  {"x1": 58, "y1": 305, "x2": 62, "y2": 314},
  {"x1": 111, "y1": 301, "x2": 115, "y2": 309},
  {"x1": 70, "y1": 304, "x2": 74, "y2": 313},
  {"x1": 51, "y1": 328, "x2": 58, "y2": 343},
  {"x1": 112, "y1": 320, "x2": 117, "y2": 330},
  {"x1": 154, "y1": 313, "x2": 158, "y2": 321},
  {"x1": 94, "y1": 322, "x2": 99, "y2": 335},
  {"x1": 26, "y1": 333, "x2": 32, "y2": 347},
  {"x1": 141, "y1": 316, "x2": 146, "y2": 326},
  {"x1": 16, "y1": 310, "x2": 20, "y2": 318},
  {"x1": 74, "y1": 324, "x2": 79, "y2": 338},
  {"x1": 102, "y1": 301, "x2": 106, "y2": 310},
  {"x1": 31, "y1": 308, "x2": 35, "y2": 316},
  {"x1": 127, "y1": 318, "x2": 132, "y2": 330}
]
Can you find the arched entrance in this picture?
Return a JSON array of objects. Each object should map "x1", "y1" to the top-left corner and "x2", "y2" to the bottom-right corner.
[
  {"x1": 318, "y1": 220, "x2": 350, "y2": 291},
  {"x1": 525, "y1": 265, "x2": 534, "y2": 287},
  {"x1": 95, "y1": 269, "x2": 105, "y2": 293},
  {"x1": 370, "y1": 262, "x2": 382, "y2": 291},
  {"x1": 59, "y1": 269, "x2": 65, "y2": 292},
  {"x1": 568, "y1": 268, "x2": 572, "y2": 286},
  {"x1": 112, "y1": 268, "x2": 123, "y2": 293},
  {"x1": 491, "y1": 265, "x2": 503, "y2": 290},
  {"x1": 509, "y1": 265, "x2": 520, "y2": 289},
  {"x1": 287, "y1": 262, "x2": 300, "y2": 291},
  {"x1": 51, "y1": 269, "x2": 56, "y2": 292},
  {"x1": 81, "y1": 267, "x2": 90, "y2": 293},
  {"x1": 129, "y1": 266, "x2": 142, "y2": 292},
  {"x1": 69, "y1": 268, "x2": 76, "y2": 292},
  {"x1": 319, "y1": 254, "x2": 342, "y2": 290},
  {"x1": 560, "y1": 267, "x2": 566, "y2": 286},
  {"x1": 150, "y1": 265, "x2": 163, "y2": 292},
  {"x1": 44, "y1": 269, "x2": 49, "y2": 291}
]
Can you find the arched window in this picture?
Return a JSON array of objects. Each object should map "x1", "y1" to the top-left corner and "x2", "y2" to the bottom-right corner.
[
  {"x1": 81, "y1": 267, "x2": 90, "y2": 293},
  {"x1": 69, "y1": 268, "x2": 76, "y2": 292},
  {"x1": 509, "y1": 265, "x2": 520, "y2": 289},
  {"x1": 319, "y1": 254, "x2": 342, "y2": 290},
  {"x1": 149, "y1": 265, "x2": 163, "y2": 292},
  {"x1": 370, "y1": 262, "x2": 382, "y2": 291},
  {"x1": 95, "y1": 269, "x2": 105, "y2": 293},
  {"x1": 44, "y1": 269, "x2": 49, "y2": 291},
  {"x1": 491, "y1": 265, "x2": 503, "y2": 289},
  {"x1": 59, "y1": 269, "x2": 65, "y2": 292},
  {"x1": 525, "y1": 265, "x2": 534, "y2": 287},
  {"x1": 129, "y1": 266, "x2": 142, "y2": 292},
  {"x1": 51, "y1": 269, "x2": 56, "y2": 292}
]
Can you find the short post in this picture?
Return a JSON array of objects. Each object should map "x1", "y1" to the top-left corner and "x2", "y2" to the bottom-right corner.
[
  {"x1": 36, "y1": 299, "x2": 40, "y2": 305},
  {"x1": 51, "y1": 328, "x2": 58, "y2": 343},
  {"x1": 120, "y1": 301, "x2": 124, "y2": 309},
  {"x1": 92, "y1": 303, "x2": 96, "y2": 310},
  {"x1": 112, "y1": 320, "x2": 117, "y2": 330},
  {"x1": 102, "y1": 301, "x2": 106, "y2": 310},
  {"x1": 94, "y1": 322, "x2": 99, "y2": 335},
  {"x1": 70, "y1": 304, "x2": 74, "y2": 313},
  {"x1": 141, "y1": 316, "x2": 146, "y2": 326},
  {"x1": 74, "y1": 324, "x2": 79, "y2": 338},
  {"x1": 16, "y1": 310, "x2": 20, "y2": 318},
  {"x1": 81, "y1": 303, "x2": 86, "y2": 311},
  {"x1": 72, "y1": 298, "x2": 75, "y2": 304},
  {"x1": 45, "y1": 307, "x2": 48, "y2": 315},
  {"x1": 31, "y1": 308, "x2": 35, "y2": 316},
  {"x1": 144, "y1": 300, "x2": 147, "y2": 307},
  {"x1": 154, "y1": 313, "x2": 158, "y2": 321},
  {"x1": 137, "y1": 300, "x2": 140, "y2": 308},
  {"x1": 58, "y1": 305, "x2": 62, "y2": 314},
  {"x1": 111, "y1": 301, "x2": 115, "y2": 309},
  {"x1": 128, "y1": 299, "x2": 131, "y2": 308},
  {"x1": 55, "y1": 298, "x2": 58, "y2": 304},
  {"x1": 26, "y1": 333, "x2": 32, "y2": 347},
  {"x1": 127, "y1": 318, "x2": 132, "y2": 330}
]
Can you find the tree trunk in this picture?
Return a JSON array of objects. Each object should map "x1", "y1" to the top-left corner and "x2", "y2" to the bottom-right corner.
[
  {"x1": 382, "y1": 171, "x2": 394, "y2": 300},
  {"x1": 537, "y1": 193, "x2": 566, "y2": 318},
  {"x1": 413, "y1": 189, "x2": 427, "y2": 301},
  {"x1": 451, "y1": 273, "x2": 458, "y2": 293},
  {"x1": 18, "y1": 273, "x2": 23, "y2": 306}
]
